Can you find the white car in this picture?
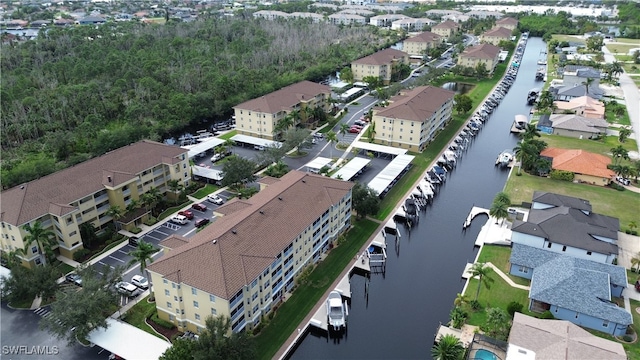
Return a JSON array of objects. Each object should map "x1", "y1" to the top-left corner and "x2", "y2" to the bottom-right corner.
[
  {"x1": 116, "y1": 281, "x2": 140, "y2": 297},
  {"x1": 131, "y1": 275, "x2": 149, "y2": 289},
  {"x1": 211, "y1": 153, "x2": 223, "y2": 162},
  {"x1": 207, "y1": 194, "x2": 225, "y2": 205}
]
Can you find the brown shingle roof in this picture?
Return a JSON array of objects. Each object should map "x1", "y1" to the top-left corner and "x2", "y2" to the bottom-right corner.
[
  {"x1": 482, "y1": 26, "x2": 512, "y2": 38},
  {"x1": 460, "y1": 43, "x2": 500, "y2": 60},
  {"x1": 404, "y1": 31, "x2": 441, "y2": 43},
  {"x1": 147, "y1": 171, "x2": 353, "y2": 299},
  {"x1": 432, "y1": 20, "x2": 459, "y2": 30},
  {"x1": 353, "y1": 48, "x2": 408, "y2": 66},
  {"x1": 374, "y1": 86, "x2": 454, "y2": 122},
  {"x1": 496, "y1": 17, "x2": 518, "y2": 26},
  {"x1": 0, "y1": 141, "x2": 187, "y2": 226},
  {"x1": 541, "y1": 148, "x2": 615, "y2": 179},
  {"x1": 233, "y1": 80, "x2": 330, "y2": 114}
]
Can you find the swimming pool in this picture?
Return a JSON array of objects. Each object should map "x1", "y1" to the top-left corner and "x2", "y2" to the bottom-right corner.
[{"x1": 474, "y1": 349, "x2": 498, "y2": 360}]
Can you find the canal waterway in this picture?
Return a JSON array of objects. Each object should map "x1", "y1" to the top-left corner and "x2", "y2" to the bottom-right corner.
[{"x1": 289, "y1": 37, "x2": 547, "y2": 359}]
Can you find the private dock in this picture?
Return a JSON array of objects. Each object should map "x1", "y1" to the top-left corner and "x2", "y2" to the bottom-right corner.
[{"x1": 462, "y1": 206, "x2": 489, "y2": 229}]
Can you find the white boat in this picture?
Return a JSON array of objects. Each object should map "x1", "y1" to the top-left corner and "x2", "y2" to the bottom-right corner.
[
  {"x1": 495, "y1": 150, "x2": 513, "y2": 167},
  {"x1": 326, "y1": 291, "x2": 347, "y2": 331},
  {"x1": 510, "y1": 114, "x2": 528, "y2": 133}
]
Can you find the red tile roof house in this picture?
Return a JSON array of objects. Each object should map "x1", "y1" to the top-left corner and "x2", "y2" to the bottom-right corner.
[{"x1": 540, "y1": 147, "x2": 615, "y2": 186}]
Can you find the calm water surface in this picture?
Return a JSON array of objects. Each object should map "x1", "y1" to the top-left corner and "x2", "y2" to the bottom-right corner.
[{"x1": 289, "y1": 37, "x2": 547, "y2": 360}]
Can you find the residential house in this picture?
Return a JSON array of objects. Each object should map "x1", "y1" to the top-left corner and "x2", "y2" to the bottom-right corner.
[
  {"x1": 76, "y1": 16, "x2": 106, "y2": 25},
  {"x1": 510, "y1": 191, "x2": 619, "y2": 264},
  {"x1": 351, "y1": 48, "x2": 409, "y2": 85},
  {"x1": 514, "y1": 246, "x2": 632, "y2": 336},
  {"x1": 402, "y1": 31, "x2": 442, "y2": 56},
  {"x1": 53, "y1": 18, "x2": 75, "y2": 27},
  {"x1": 479, "y1": 27, "x2": 512, "y2": 46},
  {"x1": 466, "y1": 10, "x2": 503, "y2": 20},
  {"x1": 495, "y1": 16, "x2": 518, "y2": 31},
  {"x1": 390, "y1": 17, "x2": 435, "y2": 32},
  {"x1": 548, "y1": 114, "x2": 608, "y2": 138},
  {"x1": 4, "y1": 19, "x2": 28, "y2": 29},
  {"x1": 554, "y1": 96, "x2": 605, "y2": 119},
  {"x1": 508, "y1": 312, "x2": 627, "y2": 359},
  {"x1": 29, "y1": 20, "x2": 50, "y2": 28},
  {"x1": 368, "y1": 14, "x2": 406, "y2": 27},
  {"x1": 146, "y1": 171, "x2": 354, "y2": 334},
  {"x1": 431, "y1": 20, "x2": 460, "y2": 39},
  {"x1": 0, "y1": 141, "x2": 190, "y2": 267},
  {"x1": 457, "y1": 43, "x2": 501, "y2": 74},
  {"x1": 328, "y1": 13, "x2": 366, "y2": 25},
  {"x1": 552, "y1": 65, "x2": 604, "y2": 100},
  {"x1": 540, "y1": 148, "x2": 615, "y2": 186},
  {"x1": 371, "y1": 86, "x2": 454, "y2": 151},
  {"x1": 233, "y1": 80, "x2": 331, "y2": 140}
]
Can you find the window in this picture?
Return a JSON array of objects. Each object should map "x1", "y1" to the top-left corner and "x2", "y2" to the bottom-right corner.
[
  {"x1": 167, "y1": 302, "x2": 172, "y2": 309},
  {"x1": 192, "y1": 288, "x2": 197, "y2": 295},
  {"x1": 211, "y1": 308, "x2": 217, "y2": 315},
  {"x1": 69, "y1": 231, "x2": 77, "y2": 237},
  {"x1": 547, "y1": 242, "x2": 552, "y2": 248},
  {"x1": 195, "y1": 314, "x2": 201, "y2": 321},
  {"x1": 587, "y1": 251, "x2": 592, "y2": 255},
  {"x1": 32, "y1": 246, "x2": 38, "y2": 254},
  {"x1": 603, "y1": 320, "x2": 609, "y2": 328},
  {"x1": 562, "y1": 246, "x2": 567, "y2": 252},
  {"x1": 163, "y1": 279, "x2": 168, "y2": 284},
  {"x1": 169, "y1": 315, "x2": 175, "y2": 321},
  {"x1": 165, "y1": 290, "x2": 170, "y2": 296},
  {"x1": 35, "y1": 258, "x2": 42, "y2": 265},
  {"x1": 172, "y1": 283, "x2": 176, "y2": 289},
  {"x1": 209, "y1": 294, "x2": 216, "y2": 302},
  {"x1": 174, "y1": 296, "x2": 178, "y2": 301},
  {"x1": 518, "y1": 266, "x2": 529, "y2": 274},
  {"x1": 193, "y1": 301, "x2": 199, "y2": 308}
]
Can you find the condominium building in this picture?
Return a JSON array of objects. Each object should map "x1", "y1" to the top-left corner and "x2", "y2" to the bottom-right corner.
[
  {"x1": 495, "y1": 17, "x2": 518, "y2": 31},
  {"x1": 457, "y1": 43, "x2": 501, "y2": 74},
  {"x1": 480, "y1": 26, "x2": 512, "y2": 46},
  {"x1": 371, "y1": 86, "x2": 454, "y2": 151},
  {"x1": 402, "y1": 31, "x2": 442, "y2": 56},
  {"x1": 0, "y1": 141, "x2": 190, "y2": 267},
  {"x1": 431, "y1": 20, "x2": 460, "y2": 39},
  {"x1": 146, "y1": 171, "x2": 354, "y2": 334},
  {"x1": 351, "y1": 48, "x2": 409, "y2": 85},
  {"x1": 233, "y1": 81, "x2": 331, "y2": 140}
]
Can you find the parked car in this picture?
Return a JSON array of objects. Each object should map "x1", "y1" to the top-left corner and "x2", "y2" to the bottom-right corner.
[
  {"x1": 65, "y1": 273, "x2": 82, "y2": 287},
  {"x1": 115, "y1": 281, "x2": 140, "y2": 297},
  {"x1": 207, "y1": 194, "x2": 224, "y2": 205},
  {"x1": 354, "y1": 120, "x2": 366, "y2": 127},
  {"x1": 349, "y1": 127, "x2": 361, "y2": 134},
  {"x1": 194, "y1": 218, "x2": 210, "y2": 228},
  {"x1": 616, "y1": 176, "x2": 630, "y2": 186},
  {"x1": 192, "y1": 203, "x2": 207, "y2": 212},
  {"x1": 313, "y1": 133, "x2": 323, "y2": 139},
  {"x1": 178, "y1": 210, "x2": 194, "y2": 220},
  {"x1": 131, "y1": 275, "x2": 149, "y2": 290},
  {"x1": 170, "y1": 214, "x2": 189, "y2": 225},
  {"x1": 211, "y1": 153, "x2": 223, "y2": 162},
  {"x1": 128, "y1": 236, "x2": 139, "y2": 247},
  {"x1": 254, "y1": 145, "x2": 265, "y2": 151}
]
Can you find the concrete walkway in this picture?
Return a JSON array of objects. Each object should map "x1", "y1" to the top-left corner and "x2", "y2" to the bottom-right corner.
[{"x1": 485, "y1": 262, "x2": 530, "y2": 291}]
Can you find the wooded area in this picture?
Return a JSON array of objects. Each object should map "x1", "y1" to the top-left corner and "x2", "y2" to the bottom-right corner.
[{"x1": 0, "y1": 18, "x2": 399, "y2": 189}]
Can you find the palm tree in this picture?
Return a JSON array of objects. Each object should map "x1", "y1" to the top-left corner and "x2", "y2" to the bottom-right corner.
[
  {"x1": 167, "y1": 179, "x2": 183, "y2": 195},
  {"x1": 23, "y1": 221, "x2": 57, "y2": 264},
  {"x1": 631, "y1": 252, "x2": 640, "y2": 273},
  {"x1": 490, "y1": 201, "x2": 509, "y2": 225},
  {"x1": 449, "y1": 306, "x2": 467, "y2": 329},
  {"x1": 128, "y1": 240, "x2": 157, "y2": 273},
  {"x1": 519, "y1": 123, "x2": 541, "y2": 141},
  {"x1": 611, "y1": 145, "x2": 629, "y2": 165},
  {"x1": 535, "y1": 90, "x2": 554, "y2": 113},
  {"x1": 274, "y1": 115, "x2": 295, "y2": 137},
  {"x1": 106, "y1": 205, "x2": 124, "y2": 231},
  {"x1": 492, "y1": 192, "x2": 511, "y2": 207},
  {"x1": 141, "y1": 187, "x2": 161, "y2": 216},
  {"x1": 453, "y1": 293, "x2": 468, "y2": 307},
  {"x1": 629, "y1": 221, "x2": 638, "y2": 233},
  {"x1": 513, "y1": 141, "x2": 539, "y2": 173},
  {"x1": 126, "y1": 199, "x2": 140, "y2": 213},
  {"x1": 610, "y1": 61, "x2": 623, "y2": 80},
  {"x1": 365, "y1": 121, "x2": 376, "y2": 143},
  {"x1": 431, "y1": 334, "x2": 464, "y2": 360},
  {"x1": 326, "y1": 131, "x2": 338, "y2": 159},
  {"x1": 618, "y1": 126, "x2": 632, "y2": 143},
  {"x1": 469, "y1": 262, "x2": 494, "y2": 301},
  {"x1": 339, "y1": 123, "x2": 350, "y2": 142},
  {"x1": 582, "y1": 77, "x2": 594, "y2": 95},
  {"x1": 5, "y1": 248, "x2": 25, "y2": 268}
]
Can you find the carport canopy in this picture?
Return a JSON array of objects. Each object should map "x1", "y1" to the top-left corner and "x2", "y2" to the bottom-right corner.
[
  {"x1": 331, "y1": 157, "x2": 371, "y2": 181},
  {"x1": 352, "y1": 141, "x2": 408, "y2": 156},
  {"x1": 88, "y1": 318, "x2": 171, "y2": 360},
  {"x1": 183, "y1": 138, "x2": 225, "y2": 158},
  {"x1": 230, "y1": 134, "x2": 282, "y2": 148},
  {"x1": 193, "y1": 166, "x2": 224, "y2": 181},
  {"x1": 367, "y1": 154, "x2": 415, "y2": 196},
  {"x1": 304, "y1": 157, "x2": 333, "y2": 172}
]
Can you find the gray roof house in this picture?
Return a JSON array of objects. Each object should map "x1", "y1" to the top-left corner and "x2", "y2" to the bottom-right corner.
[
  {"x1": 552, "y1": 65, "x2": 603, "y2": 100},
  {"x1": 508, "y1": 313, "x2": 626, "y2": 360},
  {"x1": 526, "y1": 253, "x2": 632, "y2": 336},
  {"x1": 511, "y1": 191, "x2": 619, "y2": 264},
  {"x1": 549, "y1": 114, "x2": 608, "y2": 138}
]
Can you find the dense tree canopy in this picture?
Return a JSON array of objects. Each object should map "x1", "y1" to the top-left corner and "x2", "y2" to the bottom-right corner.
[{"x1": 1, "y1": 18, "x2": 399, "y2": 189}]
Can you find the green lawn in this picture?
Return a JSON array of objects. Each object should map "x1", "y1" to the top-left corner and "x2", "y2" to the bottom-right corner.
[
  {"x1": 476, "y1": 245, "x2": 531, "y2": 287},
  {"x1": 584, "y1": 299, "x2": 640, "y2": 359},
  {"x1": 551, "y1": 34, "x2": 585, "y2": 45},
  {"x1": 605, "y1": 106, "x2": 632, "y2": 126},
  {"x1": 503, "y1": 171, "x2": 640, "y2": 230},
  {"x1": 614, "y1": 38, "x2": 640, "y2": 44},
  {"x1": 540, "y1": 134, "x2": 637, "y2": 155},
  {"x1": 606, "y1": 43, "x2": 638, "y2": 56},
  {"x1": 463, "y1": 275, "x2": 532, "y2": 326},
  {"x1": 614, "y1": 55, "x2": 633, "y2": 62},
  {"x1": 122, "y1": 296, "x2": 165, "y2": 340},
  {"x1": 55, "y1": 261, "x2": 75, "y2": 275},
  {"x1": 254, "y1": 219, "x2": 379, "y2": 359},
  {"x1": 191, "y1": 184, "x2": 219, "y2": 199},
  {"x1": 623, "y1": 63, "x2": 640, "y2": 75},
  {"x1": 218, "y1": 130, "x2": 237, "y2": 140}
]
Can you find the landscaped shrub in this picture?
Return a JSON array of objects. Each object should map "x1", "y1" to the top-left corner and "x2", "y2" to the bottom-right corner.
[
  {"x1": 151, "y1": 312, "x2": 175, "y2": 329},
  {"x1": 130, "y1": 227, "x2": 142, "y2": 234},
  {"x1": 73, "y1": 249, "x2": 90, "y2": 261},
  {"x1": 623, "y1": 335, "x2": 633, "y2": 342},
  {"x1": 549, "y1": 170, "x2": 574, "y2": 182},
  {"x1": 540, "y1": 310, "x2": 555, "y2": 319},
  {"x1": 507, "y1": 301, "x2": 523, "y2": 316},
  {"x1": 143, "y1": 217, "x2": 158, "y2": 226},
  {"x1": 469, "y1": 300, "x2": 482, "y2": 310}
]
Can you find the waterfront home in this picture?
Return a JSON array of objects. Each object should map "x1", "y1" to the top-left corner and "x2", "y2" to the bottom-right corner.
[
  {"x1": 146, "y1": 171, "x2": 354, "y2": 334},
  {"x1": 540, "y1": 148, "x2": 615, "y2": 186},
  {"x1": 351, "y1": 48, "x2": 409, "y2": 85},
  {"x1": 553, "y1": 96, "x2": 605, "y2": 119},
  {"x1": 510, "y1": 191, "x2": 619, "y2": 264},
  {"x1": 509, "y1": 244, "x2": 631, "y2": 336},
  {"x1": 508, "y1": 313, "x2": 627, "y2": 359},
  {"x1": 547, "y1": 114, "x2": 608, "y2": 139},
  {"x1": 457, "y1": 43, "x2": 501, "y2": 74},
  {"x1": 479, "y1": 27, "x2": 512, "y2": 46}
]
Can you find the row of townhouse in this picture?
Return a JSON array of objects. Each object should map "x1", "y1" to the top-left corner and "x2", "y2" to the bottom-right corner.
[
  {"x1": 147, "y1": 171, "x2": 354, "y2": 334},
  {"x1": 0, "y1": 141, "x2": 190, "y2": 267}
]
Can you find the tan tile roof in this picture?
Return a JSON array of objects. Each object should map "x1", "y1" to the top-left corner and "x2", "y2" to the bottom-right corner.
[
  {"x1": 0, "y1": 140, "x2": 187, "y2": 226},
  {"x1": 160, "y1": 234, "x2": 190, "y2": 250},
  {"x1": 146, "y1": 171, "x2": 353, "y2": 299},
  {"x1": 541, "y1": 148, "x2": 615, "y2": 179},
  {"x1": 374, "y1": 86, "x2": 454, "y2": 122},
  {"x1": 496, "y1": 17, "x2": 518, "y2": 26},
  {"x1": 482, "y1": 26, "x2": 512, "y2": 38},
  {"x1": 509, "y1": 313, "x2": 626, "y2": 360},
  {"x1": 432, "y1": 20, "x2": 459, "y2": 30},
  {"x1": 459, "y1": 43, "x2": 500, "y2": 60},
  {"x1": 404, "y1": 31, "x2": 441, "y2": 44},
  {"x1": 233, "y1": 80, "x2": 330, "y2": 114},
  {"x1": 353, "y1": 48, "x2": 408, "y2": 66},
  {"x1": 554, "y1": 96, "x2": 605, "y2": 116}
]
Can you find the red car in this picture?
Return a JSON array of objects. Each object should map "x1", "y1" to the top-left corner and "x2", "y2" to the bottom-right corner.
[
  {"x1": 349, "y1": 127, "x2": 361, "y2": 134},
  {"x1": 194, "y1": 218, "x2": 210, "y2": 228},
  {"x1": 192, "y1": 203, "x2": 207, "y2": 212},
  {"x1": 178, "y1": 210, "x2": 194, "y2": 220}
]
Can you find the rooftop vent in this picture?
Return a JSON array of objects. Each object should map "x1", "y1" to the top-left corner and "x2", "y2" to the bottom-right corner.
[
  {"x1": 259, "y1": 210, "x2": 265, "y2": 215},
  {"x1": 302, "y1": 180, "x2": 306, "y2": 183},
  {"x1": 232, "y1": 230, "x2": 237, "y2": 234},
  {"x1": 212, "y1": 239, "x2": 217, "y2": 244},
  {"x1": 107, "y1": 176, "x2": 112, "y2": 183},
  {"x1": 278, "y1": 197, "x2": 283, "y2": 201}
]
